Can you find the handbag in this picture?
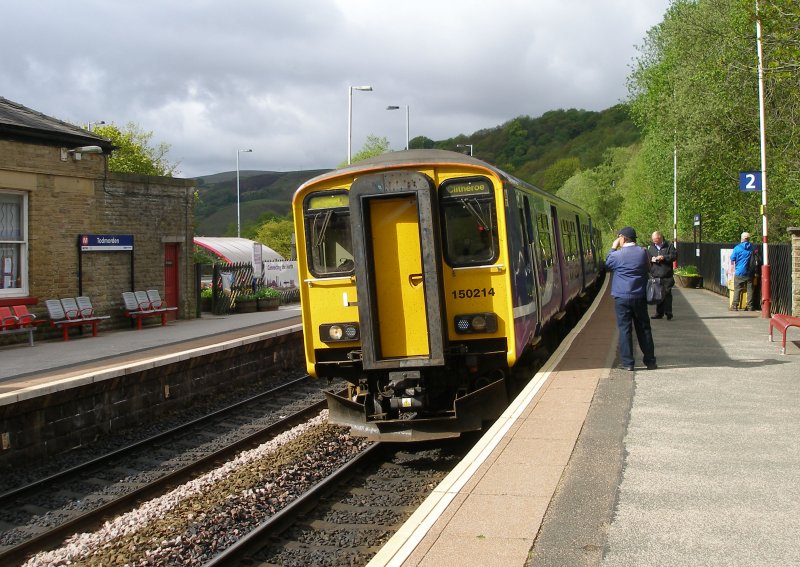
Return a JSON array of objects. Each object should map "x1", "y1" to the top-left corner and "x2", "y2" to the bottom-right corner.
[{"x1": 646, "y1": 277, "x2": 665, "y2": 305}]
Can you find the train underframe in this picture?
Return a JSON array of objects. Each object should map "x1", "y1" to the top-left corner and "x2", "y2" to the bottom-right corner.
[{"x1": 322, "y1": 340, "x2": 512, "y2": 442}]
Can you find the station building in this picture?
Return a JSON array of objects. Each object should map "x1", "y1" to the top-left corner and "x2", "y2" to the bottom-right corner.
[{"x1": 0, "y1": 97, "x2": 195, "y2": 341}]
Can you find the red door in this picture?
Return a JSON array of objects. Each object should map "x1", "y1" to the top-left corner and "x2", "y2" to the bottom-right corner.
[{"x1": 164, "y1": 243, "x2": 179, "y2": 320}]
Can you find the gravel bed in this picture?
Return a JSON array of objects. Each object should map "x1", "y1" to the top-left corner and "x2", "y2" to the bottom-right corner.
[
  {"x1": 258, "y1": 440, "x2": 473, "y2": 566},
  {"x1": 23, "y1": 410, "x2": 370, "y2": 566}
]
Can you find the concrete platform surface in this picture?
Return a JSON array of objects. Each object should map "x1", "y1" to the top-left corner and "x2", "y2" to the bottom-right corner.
[{"x1": 370, "y1": 282, "x2": 800, "y2": 567}]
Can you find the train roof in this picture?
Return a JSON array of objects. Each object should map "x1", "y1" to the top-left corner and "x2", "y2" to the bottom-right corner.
[{"x1": 295, "y1": 149, "x2": 589, "y2": 214}]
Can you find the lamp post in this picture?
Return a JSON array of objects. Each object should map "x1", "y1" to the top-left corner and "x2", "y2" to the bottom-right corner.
[
  {"x1": 87, "y1": 120, "x2": 105, "y2": 132},
  {"x1": 457, "y1": 144, "x2": 473, "y2": 156},
  {"x1": 348, "y1": 85, "x2": 372, "y2": 164},
  {"x1": 236, "y1": 148, "x2": 253, "y2": 238},
  {"x1": 386, "y1": 105, "x2": 410, "y2": 150}
]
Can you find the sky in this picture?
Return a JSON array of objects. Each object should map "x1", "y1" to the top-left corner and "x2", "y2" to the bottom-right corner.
[{"x1": 3, "y1": 0, "x2": 671, "y2": 178}]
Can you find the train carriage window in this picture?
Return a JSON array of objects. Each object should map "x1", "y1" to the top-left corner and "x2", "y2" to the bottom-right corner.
[
  {"x1": 439, "y1": 177, "x2": 498, "y2": 266},
  {"x1": 537, "y1": 213, "x2": 553, "y2": 267},
  {"x1": 303, "y1": 191, "x2": 354, "y2": 277}
]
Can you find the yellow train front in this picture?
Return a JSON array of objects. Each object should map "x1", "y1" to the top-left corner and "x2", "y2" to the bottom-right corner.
[{"x1": 292, "y1": 149, "x2": 598, "y2": 441}]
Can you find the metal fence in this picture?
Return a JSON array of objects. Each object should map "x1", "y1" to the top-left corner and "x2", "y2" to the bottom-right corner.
[
  {"x1": 195, "y1": 263, "x2": 300, "y2": 316},
  {"x1": 676, "y1": 242, "x2": 792, "y2": 315}
]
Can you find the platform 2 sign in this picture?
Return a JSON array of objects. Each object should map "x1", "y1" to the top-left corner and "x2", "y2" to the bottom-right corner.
[
  {"x1": 739, "y1": 171, "x2": 762, "y2": 192},
  {"x1": 79, "y1": 234, "x2": 134, "y2": 251}
]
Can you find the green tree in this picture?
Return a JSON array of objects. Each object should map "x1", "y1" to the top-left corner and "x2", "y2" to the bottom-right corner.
[
  {"x1": 93, "y1": 122, "x2": 180, "y2": 176},
  {"x1": 558, "y1": 146, "x2": 635, "y2": 244},
  {"x1": 626, "y1": 0, "x2": 800, "y2": 243},
  {"x1": 341, "y1": 135, "x2": 391, "y2": 167},
  {"x1": 542, "y1": 157, "x2": 581, "y2": 193},
  {"x1": 410, "y1": 135, "x2": 435, "y2": 149},
  {"x1": 253, "y1": 217, "x2": 295, "y2": 259}
]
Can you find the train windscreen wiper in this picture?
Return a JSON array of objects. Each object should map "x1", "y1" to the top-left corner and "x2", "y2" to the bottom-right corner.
[
  {"x1": 462, "y1": 198, "x2": 491, "y2": 231},
  {"x1": 313, "y1": 209, "x2": 332, "y2": 249}
]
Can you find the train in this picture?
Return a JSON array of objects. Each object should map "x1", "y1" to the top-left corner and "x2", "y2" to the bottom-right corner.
[{"x1": 292, "y1": 149, "x2": 601, "y2": 441}]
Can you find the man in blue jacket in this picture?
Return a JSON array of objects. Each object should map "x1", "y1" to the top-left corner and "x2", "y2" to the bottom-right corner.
[
  {"x1": 605, "y1": 227, "x2": 657, "y2": 371},
  {"x1": 730, "y1": 231, "x2": 757, "y2": 311}
]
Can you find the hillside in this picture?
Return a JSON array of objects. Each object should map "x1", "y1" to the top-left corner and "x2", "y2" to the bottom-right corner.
[
  {"x1": 193, "y1": 104, "x2": 640, "y2": 236},
  {"x1": 194, "y1": 169, "x2": 329, "y2": 236}
]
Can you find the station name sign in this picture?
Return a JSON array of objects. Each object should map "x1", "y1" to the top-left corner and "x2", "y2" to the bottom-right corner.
[{"x1": 80, "y1": 234, "x2": 134, "y2": 251}]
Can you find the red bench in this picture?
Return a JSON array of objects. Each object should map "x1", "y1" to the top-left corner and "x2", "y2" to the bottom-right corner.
[
  {"x1": 0, "y1": 306, "x2": 36, "y2": 346},
  {"x1": 769, "y1": 314, "x2": 800, "y2": 355}
]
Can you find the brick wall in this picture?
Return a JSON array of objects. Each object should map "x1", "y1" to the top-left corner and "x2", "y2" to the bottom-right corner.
[{"x1": 0, "y1": 139, "x2": 196, "y2": 336}]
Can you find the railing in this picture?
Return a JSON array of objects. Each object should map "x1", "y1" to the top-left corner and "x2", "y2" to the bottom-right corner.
[
  {"x1": 195, "y1": 263, "x2": 300, "y2": 315},
  {"x1": 676, "y1": 242, "x2": 792, "y2": 315}
]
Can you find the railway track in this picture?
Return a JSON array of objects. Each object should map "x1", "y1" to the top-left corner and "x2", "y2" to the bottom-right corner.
[
  {"x1": 0, "y1": 375, "x2": 336, "y2": 565},
  {"x1": 203, "y1": 434, "x2": 478, "y2": 566}
]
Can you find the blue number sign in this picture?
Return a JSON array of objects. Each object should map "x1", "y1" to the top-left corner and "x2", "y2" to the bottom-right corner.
[{"x1": 739, "y1": 171, "x2": 762, "y2": 192}]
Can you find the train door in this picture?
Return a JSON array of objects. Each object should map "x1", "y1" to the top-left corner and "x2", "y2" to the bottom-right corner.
[
  {"x1": 163, "y1": 243, "x2": 179, "y2": 320},
  {"x1": 349, "y1": 171, "x2": 446, "y2": 370},
  {"x1": 575, "y1": 214, "x2": 587, "y2": 289},
  {"x1": 550, "y1": 205, "x2": 569, "y2": 310}
]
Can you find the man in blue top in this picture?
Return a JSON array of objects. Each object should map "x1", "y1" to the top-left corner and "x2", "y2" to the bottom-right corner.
[
  {"x1": 730, "y1": 231, "x2": 757, "y2": 311},
  {"x1": 605, "y1": 227, "x2": 657, "y2": 371}
]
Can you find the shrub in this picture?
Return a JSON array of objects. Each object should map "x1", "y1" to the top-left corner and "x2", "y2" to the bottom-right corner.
[
  {"x1": 674, "y1": 265, "x2": 699, "y2": 276},
  {"x1": 254, "y1": 287, "x2": 281, "y2": 299}
]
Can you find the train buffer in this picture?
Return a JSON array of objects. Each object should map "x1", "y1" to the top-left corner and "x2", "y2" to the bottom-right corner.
[{"x1": 768, "y1": 313, "x2": 800, "y2": 355}]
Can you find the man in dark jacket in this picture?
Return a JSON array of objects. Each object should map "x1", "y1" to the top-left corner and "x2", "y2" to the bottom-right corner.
[
  {"x1": 605, "y1": 227, "x2": 657, "y2": 371},
  {"x1": 730, "y1": 231, "x2": 757, "y2": 311},
  {"x1": 647, "y1": 231, "x2": 677, "y2": 320}
]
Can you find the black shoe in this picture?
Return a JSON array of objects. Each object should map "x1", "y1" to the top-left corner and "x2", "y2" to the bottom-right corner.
[
  {"x1": 652, "y1": 314, "x2": 664, "y2": 319},
  {"x1": 618, "y1": 364, "x2": 634, "y2": 371},
  {"x1": 666, "y1": 314, "x2": 673, "y2": 320},
  {"x1": 646, "y1": 363, "x2": 658, "y2": 370}
]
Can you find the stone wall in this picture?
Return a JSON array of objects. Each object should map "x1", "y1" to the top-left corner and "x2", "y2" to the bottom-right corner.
[
  {"x1": 0, "y1": 332, "x2": 305, "y2": 470},
  {"x1": 0, "y1": 139, "x2": 195, "y2": 337},
  {"x1": 789, "y1": 227, "x2": 800, "y2": 316}
]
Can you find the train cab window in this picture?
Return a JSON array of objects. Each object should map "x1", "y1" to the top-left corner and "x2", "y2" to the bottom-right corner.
[
  {"x1": 303, "y1": 191, "x2": 354, "y2": 277},
  {"x1": 439, "y1": 177, "x2": 498, "y2": 266}
]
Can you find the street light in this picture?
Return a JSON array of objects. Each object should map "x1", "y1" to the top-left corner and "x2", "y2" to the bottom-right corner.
[
  {"x1": 236, "y1": 148, "x2": 253, "y2": 238},
  {"x1": 386, "y1": 105, "x2": 410, "y2": 150},
  {"x1": 457, "y1": 144, "x2": 473, "y2": 156},
  {"x1": 87, "y1": 120, "x2": 105, "y2": 132},
  {"x1": 348, "y1": 85, "x2": 373, "y2": 164}
]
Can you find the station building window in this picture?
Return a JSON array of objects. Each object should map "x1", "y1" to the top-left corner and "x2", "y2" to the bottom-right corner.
[{"x1": 0, "y1": 190, "x2": 27, "y2": 296}]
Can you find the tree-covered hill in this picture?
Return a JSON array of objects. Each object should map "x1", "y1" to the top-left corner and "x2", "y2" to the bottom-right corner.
[
  {"x1": 193, "y1": 105, "x2": 640, "y2": 236},
  {"x1": 194, "y1": 168, "x2": 329, "y2": 235},
  {"x1": 427, "y1": 104, "x2": 640, "y2": 191}
]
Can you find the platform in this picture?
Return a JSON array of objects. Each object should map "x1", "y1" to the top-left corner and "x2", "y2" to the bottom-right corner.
[
  {"x1": 0, "y1": 306, "x2": 302, "y2": 398},
  {"x1": 371, "y1": 281, "x2": 800, "y2": 566}
]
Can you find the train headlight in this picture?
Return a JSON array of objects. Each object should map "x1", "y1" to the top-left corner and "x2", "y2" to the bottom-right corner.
[
  {"x1": 320, "y1": 322, "x2": 360, "y2": 342},
  {"x1": 454, "y1": 313, "x2": 498, "y2": 334}
]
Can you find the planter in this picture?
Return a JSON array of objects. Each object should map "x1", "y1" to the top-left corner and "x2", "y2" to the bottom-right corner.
[
  {"x1": 674, "y1": 274, "x2": 703, "y2": 288},
  {"x1": 236, "y1": 299, "x2": 258, "y2": 313},
  {"x1": 257, "y1": 297, "x2": 280, "y2": 311},
  {"x1": 200, "y1": 297, "x2": 212, "y2": 312}
]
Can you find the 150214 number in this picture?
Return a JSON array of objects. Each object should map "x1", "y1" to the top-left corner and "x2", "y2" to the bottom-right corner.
[{"x1": 451, "y1": 288, "x2": 495, "y2": 299}]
